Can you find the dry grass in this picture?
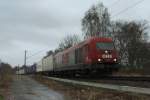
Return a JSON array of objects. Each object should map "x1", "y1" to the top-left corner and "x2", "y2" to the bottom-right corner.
[
  {"x1": 34, "y1": 75, "x2": 150, "y2": 100},
  {"x1": 0, "y1": 95, "x2": 4, "y2": 100},
  {"x1": 0, "y1": 63, "x2": 13, "y2": 100},
  {"x1": 113, "y1": 66, "x2": 145, "y2": 76},
  {"x1": 0, "y1": 63, "x2": 13, "y2": 87},
  {"x1": 0, "y1": 73, "x2": 13, "y2": 99},
  {"x1": 0, "y1": 74, "x2": 13, "y2": 88}
]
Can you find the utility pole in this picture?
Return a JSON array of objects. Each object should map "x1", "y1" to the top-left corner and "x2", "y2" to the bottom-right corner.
[
  {"x1": 24, "y1": 50, "x2": 27, "y2": 67},
  {"x1": 0, "y1": 59, "x2": 1, "y2": 68}
]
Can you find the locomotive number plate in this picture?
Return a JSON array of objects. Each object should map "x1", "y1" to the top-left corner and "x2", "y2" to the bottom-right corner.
[{"x1": 102, "y1": 54, "x2": 112, "y2": 58}]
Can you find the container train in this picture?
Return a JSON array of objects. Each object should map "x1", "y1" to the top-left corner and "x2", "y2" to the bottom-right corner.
[{"x1": 16, "y1": 37, "x2": 119, "y2": 76}]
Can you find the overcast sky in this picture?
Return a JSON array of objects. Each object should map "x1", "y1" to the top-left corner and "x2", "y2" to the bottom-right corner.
[{"x1": 0, "y1": 0, "x2": 150, "y2": 66}]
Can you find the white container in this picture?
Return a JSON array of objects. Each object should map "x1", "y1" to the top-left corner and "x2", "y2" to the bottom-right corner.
[
  {"x1": 36, "y1": 60, "x2": 43, "y2": 72},
  {"x1": 42, "y1": 55, "x2": 54, "y2": 71}
]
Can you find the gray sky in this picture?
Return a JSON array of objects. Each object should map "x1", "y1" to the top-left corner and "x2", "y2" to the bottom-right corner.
[{"x1": 0, "y1": 0, "x2": 150, "y2": 66}]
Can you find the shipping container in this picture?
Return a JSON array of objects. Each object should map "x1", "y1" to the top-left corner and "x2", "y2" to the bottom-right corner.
[
  {"x1": 42, "y1": 55, "x2": 54, "y2": 71},
  {"x1": 36, "y1": 60, "x2": 43, "y2": 72}
]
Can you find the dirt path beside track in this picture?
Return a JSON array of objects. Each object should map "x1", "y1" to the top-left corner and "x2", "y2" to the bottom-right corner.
[{"x1": 10, "y1": 75, "x2": 64, "y2": 100}]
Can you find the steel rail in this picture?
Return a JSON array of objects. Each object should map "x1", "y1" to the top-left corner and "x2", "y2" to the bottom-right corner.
[
  {"x1": 96, "y1": 76, "x2": 150, "y2": 81},
  {"x1": 45, "y1": 76, "x2": 150, "y2": 95}
]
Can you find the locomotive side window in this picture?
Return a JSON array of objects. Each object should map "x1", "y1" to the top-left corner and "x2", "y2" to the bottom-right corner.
[
  {"x1": 75, "y1": 47, "x2": 84, "y2": 64},
  {"x1": 83, "y1": 45, "x2": 88, "y2": 61},
  {"x1": 85, "y1": 45, "x2": 88, "y2": 53},
  {"x1": 65, "y1": 53, "x2": 69, "y2": 65},
  {"x1": 96, "y1": 42, "x2": 114, "y2": 50},
  {"x1": 75, "y1": 49, "x2": 78, "y2": 64},
  {"x1": 78, "y1": 48, "x2": 83, "y2": 63},
  {"x1": 62, "y1": 54, "x2": 65, "y2": 64},
  {"x1": 81, "y1": 45, "x2": 89, "y2": 63},
  {"x1": 75, "y1": 48, "x2": 80, "y2": 64}
]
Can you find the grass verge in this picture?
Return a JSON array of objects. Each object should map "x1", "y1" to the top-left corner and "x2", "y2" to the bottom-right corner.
[{"x1": 0, "y1": 95, "x2": 4, "y2": 100}]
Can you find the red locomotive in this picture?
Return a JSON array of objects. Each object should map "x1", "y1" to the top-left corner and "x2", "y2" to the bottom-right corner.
[
  {"x1": 17, "y1": 37, "x2": 119, "y2": 75},
  {"x1": 54, "y1": 37, "x2": 118, "y2": 74}
]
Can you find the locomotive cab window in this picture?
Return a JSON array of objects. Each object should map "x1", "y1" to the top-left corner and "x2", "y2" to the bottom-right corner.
[{"x1": 96, "y1": 42, "x2": 114, "y2": 50}]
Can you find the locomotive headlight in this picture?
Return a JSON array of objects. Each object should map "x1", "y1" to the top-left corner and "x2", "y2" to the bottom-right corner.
[
  {"x1": 105, "y1": 50, "x2": 108, "y2": 54},
  {"x1": 113, "y1": 58, "x2": 117, "y2": 62},
  {"x1": 98, "y1": 59, "x2": 101, "y2": 62}
]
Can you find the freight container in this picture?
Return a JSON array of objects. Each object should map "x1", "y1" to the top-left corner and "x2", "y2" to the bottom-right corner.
[
  {"x1": 42, "y1": 55, "x2": 54, "y2": 71},
  {"x1": 36, "y1": 60, "x2": 43, "y2": 72}
]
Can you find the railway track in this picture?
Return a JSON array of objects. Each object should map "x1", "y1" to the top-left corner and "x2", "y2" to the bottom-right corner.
[
  {"x1": 101, "y1": 75, "x2": 150, "y2": 81},
  {"x1": 53, "y1": 75, "x2": 150, "y2": 82},
  {"x1": 57, "y1": 75, "x2": 150, "y2": 88},
  {"x1": 80, "y1": 75, "x2": 150, "y2": 82},
  {"x1": 43, "y1": 76, "x2": 150, "y2": 95},
  {"x1": 45, "y1": 77, "x2": 150, "y2": 95}
]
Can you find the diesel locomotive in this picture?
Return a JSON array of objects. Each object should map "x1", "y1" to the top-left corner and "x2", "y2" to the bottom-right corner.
[{"x1": 17, "y1": 37, "x2": 119, "y2": 76}]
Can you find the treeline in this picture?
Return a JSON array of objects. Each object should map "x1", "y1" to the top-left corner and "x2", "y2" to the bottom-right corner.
[
  {"x1": 45, "y1": 2, "x2": 150, "y2": 68},
  {"x1": 112, "y1": 21, "x2": 150, "y2": 68},
  {"x1": 0, "y1": 62, "x2": 13, "y2": 87}
]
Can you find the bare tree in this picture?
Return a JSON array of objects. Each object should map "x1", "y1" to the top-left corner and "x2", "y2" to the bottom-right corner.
[
  {"x1": 112, "y1": 20, "x2": 150, "y2": 67},
  {"x1": 43, "y1": 50, "x2": 54, "y2": 58},
  {"x1": 111, "y1": 21, "x2": 129, "y2": 65},
  {"x1": 82, "y1": 2, "x2": 111, "y2": 38},
  {"x1": 58, "y1": 34, "x2": 81, "y2": 50}
]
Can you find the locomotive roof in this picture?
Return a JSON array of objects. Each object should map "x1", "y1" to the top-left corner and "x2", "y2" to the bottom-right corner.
[{"x1": 54, "y1": 37, "x2": 113, "y2": 56}]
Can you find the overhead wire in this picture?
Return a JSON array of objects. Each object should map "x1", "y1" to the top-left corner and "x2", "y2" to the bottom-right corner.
[
  {"x1": 26, "y1": 48, "x2": 49, "y2": 59},
  {"x1": 111, "y1": 0, "x2": 146, "y2": 18},
  {"x1": 108, "y1": 0, "x2": 121, "y2": 8}
]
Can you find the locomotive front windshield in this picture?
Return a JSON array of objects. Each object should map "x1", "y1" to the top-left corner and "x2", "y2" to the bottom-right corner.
[{"x1": 96, "y1": 42, "x2": 114, "y2": 50}]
